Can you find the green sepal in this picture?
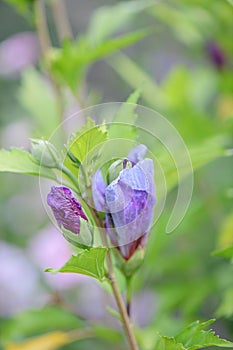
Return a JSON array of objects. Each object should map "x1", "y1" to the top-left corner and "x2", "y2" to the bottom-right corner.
[
  {"x1": 113, "y1": 246, "x2": 145, "y2": 278},
  {"x1": 30, "y1": 139, "x2": 60, "y2": 168},
  {"x1": 108, "y1": 158, "x2": 132, "y2": 183},
  {"x1": 62, "y1": 217, "x2": 94, "y2": 249}
]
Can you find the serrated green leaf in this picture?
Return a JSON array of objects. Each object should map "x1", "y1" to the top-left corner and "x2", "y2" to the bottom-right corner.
[
  {"x1": 45, "y1": 247, "x2": 108, "y2": 281},
  {"x1": 175, "y1": 319, "x2": 233, "y2": 349},
  {"x1": 66, "y1": 118, "x2": 108, "y2": 163},
  {"x1": 0, "y1": 148, "x2": 57, "y2": 180},
  {"x1": 154, "y1": 334, "x2": 185, "y2": 350}
]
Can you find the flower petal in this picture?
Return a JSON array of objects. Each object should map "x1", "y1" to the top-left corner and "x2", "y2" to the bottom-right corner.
[
  {"x1": 47, "y1": 186, "x2": 87, "y2": 234},
  {"x1": 92, "y1": 169, "x2": 107, "y2": 211},
  {"x1": 127, "y1": 144, "x2": 147, "y2": 165}
]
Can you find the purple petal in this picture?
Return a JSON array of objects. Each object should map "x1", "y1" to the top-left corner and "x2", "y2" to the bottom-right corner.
[
  {"x1": 92, "y1": 169, "x2": 107, "y2": 211},
  {"x1": 105, "y1": 158, "x2": 156, "y2": 259},
  {"x1": 127, "y1": 144, "x2": 147, "y2": 165},
  {"x1": 47, "y1": 186, "x2": 87, "y2": 234}
]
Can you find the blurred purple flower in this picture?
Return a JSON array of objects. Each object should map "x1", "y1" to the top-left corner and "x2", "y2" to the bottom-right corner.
[
  {"x1": 206, "y1": 41, "x2": 225, "y2": 70},
  {"x1": 92, "y1": 144, "x2": 156, "y2": 260},
  {"x1": 29, "y1": 225, "x2": 85, "y2": 290},
  {"x1": 0, "y1": 32, "x2": 40, "y2": 77},
  {"x1": 47, "y1": 186, "x2": 87, "y2": 234},
  {"x1": 0, "y1": 241, "x2": 44, "y2": 316}
]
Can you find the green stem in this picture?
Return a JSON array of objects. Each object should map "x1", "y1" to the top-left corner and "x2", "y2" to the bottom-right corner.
[
  {"x1": 90, "y1": 209, "x2": 139, "y2": 350},
  {"x1": 51, "y1": 0, "x2": 73, "y2": 42},
  {"x1": 35, "y1": 0, "x2": 64, "y2": 125},
  {"x1": 126, "y1": 276, "x2": 133, "y2": 317},
  {"x1": 56, "y1": 164, "x2": 81, "y2": 195}
]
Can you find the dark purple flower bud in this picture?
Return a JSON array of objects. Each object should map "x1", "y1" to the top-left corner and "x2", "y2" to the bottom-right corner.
[
  {"x1": 206, "y1": 41, "x2": 225, "y2": 70},
  {"x1": 47, "y1": 186, "x2": 87, "y2": 234}
]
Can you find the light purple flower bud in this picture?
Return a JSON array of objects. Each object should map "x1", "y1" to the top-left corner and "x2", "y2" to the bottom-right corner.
[
  {"x1": 127, "y1": 144, "x2": 147, "y2": 165},
  {"x1": 47, "y1": 186, "x2": 87, "y2": 234},
  {"x1": 91, "y1": 144, "x2": 156, "y2": 260},
  {"x1": 0, "y1": 32, "x2": 40, "y2": 77},
  {"x1": 91, "y1": 169, "x2": 107, "y2": 212},
  {"x1": 105, "y1": 158, "x2": 156, "y2": 260}
]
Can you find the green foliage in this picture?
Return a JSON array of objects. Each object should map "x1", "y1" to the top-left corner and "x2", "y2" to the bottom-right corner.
[
  {"x1": 4, "y1": 0, "x2": 34, "y2": 17},
  {"x1": 175, "y1": 319, "x2": 233, "y2": 349},
  {"x1": 1, "y1": 306, "x2": 82, "y2": 343},
  {"x1": 153, "y1": 334, "x2": 185, "y2": 350},
  {"x1": 64, "y1": 118, "x2": 108, "y2": 185},
  {"x1": 45, "y1": 247, "x2": 108, "y2": 281},
  {"x1": 18, "y1": 69, "x2": 60, "y2": 140},
  {"x1": 66, "y1": 118, "x2": 108, "y2": 163},
  {"x1": 108, "y1": 87, "x2": 142, "y2": 139},
  {"x1": 152, "y1": 320, "x2": 233, "y2": 350},
  {"x1": 87, "y1": 0, "x2": 154, "y2": 45},
  {"x1": 50, "y1": 29, "x2": 148, "y2": 92},
  {"x1": 0, "y1": 148, "x2": 57, "y2": 180},
  {"x1": 212, "y1": 245, "x2": 233, "y2": 260}
]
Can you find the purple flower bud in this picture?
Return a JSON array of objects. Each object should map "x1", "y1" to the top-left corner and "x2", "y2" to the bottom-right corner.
[
  {"x1": 206, "y1": 41, "x2": 225, "y2": 70},
  {"x1": 47, "y1": 186, "x2": 87, "y2": 234},
  {"x1": 91, "y1": 169, "x2": 107, "y2": 212},
  {"x1": 105, "y1": 158, "x2": 156, "y2": 260},
  {"x1": 127, "y1": 144, "x2": 147, "y2": 165},
  {"x1": 91, "y1": 144, "x2": 156, "y2": 260}
]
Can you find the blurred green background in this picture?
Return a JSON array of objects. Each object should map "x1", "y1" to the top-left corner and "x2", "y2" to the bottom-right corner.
[{"x1": 0, "y1": 1, "x2": 232, "y2": 349}]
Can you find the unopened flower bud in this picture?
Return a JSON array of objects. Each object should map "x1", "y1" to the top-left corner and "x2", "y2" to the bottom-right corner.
[{"x1": 31, "y1": 139, "x2": 59, "y2": 167}]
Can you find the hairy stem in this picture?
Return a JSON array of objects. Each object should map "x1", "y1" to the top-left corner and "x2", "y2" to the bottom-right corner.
[{"x1": 90, "y1": 210, "x2": 139, "y2": 350}]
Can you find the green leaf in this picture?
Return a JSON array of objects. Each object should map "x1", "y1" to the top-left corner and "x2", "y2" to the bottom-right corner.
[
  {"x1": 45, "y1": 247, "x2": 108, "y2": 281},
  {"x1": 0, "y1": 148, "x2": 57, "y2": 180},
  {"x1": 50, "y1": 29, "x2": 148, "y2": 91},
  {"x1": 216, "y1": 287, "x2": 233, "y2": 318},
  {"x1": 1, "y1": 306, "x2": 82, "y2": 343},
  {"x1": 154, "y1": 334, "x2": 185, "y2": 350},
  {"x1": 212, "y1": 245, "x2": 233, "y2": 260},
  {"x1": 175, "y1": 319, "x2": 233, "y2": 349},
  {"x1": 18, "y1": 69, "x2": 60, "y2": 140},
  {"x1": 4, "y1": 0, "x2": 34, "y2": 17},
  {"x1": 87, "y1": 0, "x2": 154, "y2": 45},
  {"x1": 108, "y1": 87, "x2": 142, "y2": 140},
  {"x1": 66, "y1": 118, "x2": 108, "y2": 163},
  {"x1": 107, "y1": 52, "x2": 167, "y2": 110},
  {"x1": 156, "y1": 136, "x2": 225, "y2": 200}
]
